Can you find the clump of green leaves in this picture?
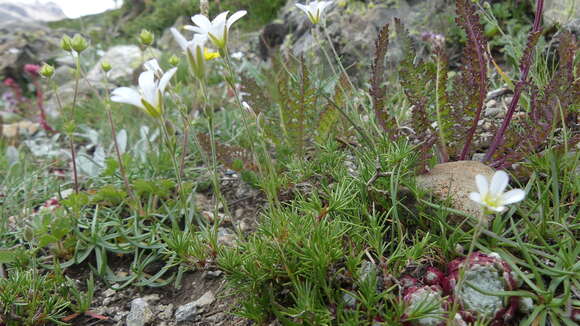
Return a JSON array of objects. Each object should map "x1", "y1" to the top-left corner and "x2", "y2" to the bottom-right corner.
[{"x1": 0, "y1": 268, "x2": 71, "y2": 325}]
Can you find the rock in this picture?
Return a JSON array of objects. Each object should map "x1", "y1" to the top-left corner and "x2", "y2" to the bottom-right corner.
[
  {"x1": 485, "y1": 106, "x2": 505, "y2": 118},
  {"x1": 126, "y1": 298, "x2": 153, "y2": 326},
  {"x1": 51, "y1": 65, "x2": 75, "y2": 85},
  {"x1": 0, "y1": 20, "x2": 64, "y2": 78},
  {"x1": 103, "y1": 288, "x2": 116, "y2": 298},
  {"x1": 157, "y1": 303, "x2": 174, "y2": 320},
  {"x1": 203, "y1": 270, "x2": 223, "y2": 279},
  {"x1": 279, "y1": 0, "x2": 453, "y2": 81},
  {"x1": 43, "y1": 79, "x2": 107, "y2": 118},
  {"x1": 543, "y1": 0, "x2": 579, "y2": 32},
  {"x1": 217, "y1": 227, "x2": 236, "y2": 246},
  {"x1": 0, "y1": 1, "x2": 65, "y2": 23},
  {"x1": 86, "y1": 45, "x2": 143, "y2": 84},
  {"x1": 174, "y1": 290, "x2": 215, "y2": 322},
  {"x1": 2, "y1": 120, "x2": 39, "y2": 137},
  {"x1": 416, "y1": 161, "x2": 495, "y2": 224}
]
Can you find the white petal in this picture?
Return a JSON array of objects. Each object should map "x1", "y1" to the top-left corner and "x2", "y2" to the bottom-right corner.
[
  {"x1": 500, "y1": 189, "x2": 525, "y2": 205},
  {"x1": 226, "y1": 10, "x2": 247, "y2": 30},
  {"x1": 192, "y1": 33, "x2": 208, "y2": 46},
  {"x1": 170, "y1": 28, "x2": 188, "y2": 50},
  {"x1": 144, "y1": 59, "x2": 162, "y2": 75},
  {"x1": 490, "y1": 171, "x2": 509, "y2": 196},
  {"x1": 212, "y1": 11, "x2": 229, "y2": 26},
  {"x1": 488, "y1": 205, "x2": 506, "y2": 213},
  {"x1": 296, "y1": 3, "x2": 312, "y2": 15},
  {"x1": 469, "y1": 192, "x2": 483, "y2": 204},
  {"x1": 111, "y1": 87, "x2": 144, "y2": 109},
  {"x1": 475, "y1": 174, "x2": 489, "y2": 196},
  {"x1": 191, "y1": 14, "x2": 212, "y2": 30},
  {"x1": 158, "y1": 67, "x2": 177, "y2": 94},
  {"x1": 183, "y1": 25, "x2": 201, "y2": 32},
  {"x1": 319, "y1": 1, "x2": 333, "y2": 11},
  {"x1": 138, "y1": 70, "x2": 157, "y2": 106}
]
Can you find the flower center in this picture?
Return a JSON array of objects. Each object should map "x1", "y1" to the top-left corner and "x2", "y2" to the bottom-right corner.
[{"x1": 482, "y1": 193, "x2": 501, "y2": 208}]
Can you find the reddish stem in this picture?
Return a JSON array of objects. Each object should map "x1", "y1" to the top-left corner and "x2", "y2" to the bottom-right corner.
[
  {"x1": 459, "y1": 13, "x2": 487, "y2": 160},
  {"x1": 32, "y1": 79, "x2": 55, "y2": 132},
  {"x1": 484, "y1": 0, "x2": 544, "y2": 162}
]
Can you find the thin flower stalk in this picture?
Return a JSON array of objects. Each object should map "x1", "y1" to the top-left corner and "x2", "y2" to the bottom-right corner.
[
  {"x1": 102, "y1": 70, "x2": 142, "y2": 215},
  {"x1": 172, "y1": 25, "x2": 232, "y2": 219}
]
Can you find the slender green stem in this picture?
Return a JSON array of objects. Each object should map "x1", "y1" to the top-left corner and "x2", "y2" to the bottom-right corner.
[
  {"x1": 320, "y1": 22, "x2": 355, "y2": 90},
  {"x1": 66, "y1": 52, "x2": 82, "y2": 194},
  {"x1": 103, "y1": 73, "x2": 142, "y2": 214},
  {"x1": 221, "y1": 49, "x2": 279, "y2": 206},
  {"x1": 198, "y1": 78, "x2": 232, "y2": 221}
]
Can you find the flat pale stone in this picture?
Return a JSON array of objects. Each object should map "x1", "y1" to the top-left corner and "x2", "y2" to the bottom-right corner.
[
  {"x1": 2, "y1": 121, "x2": 39, "y2": 137},
  {"x1": 416, "y1": 161, "x2": 495, "y2": 225}
]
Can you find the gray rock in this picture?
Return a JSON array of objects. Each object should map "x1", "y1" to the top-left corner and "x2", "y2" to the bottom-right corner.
[
  {"x1": 52, "y1": 65, "x2": 75, "y2": 85},
  {"x1": 126, "y1": 298, "x2": 153, "y2": 326},
  {"x1": 280, "y1": 0, "x2": 453, "y2": 81},
  {"x1": 157, "y1": 303, "x2": 174, "y2": 320},
  {"x1": 0, "y1": 0, "x2": 65, "y2": 23},
  {"x1": 0, "y1": 21, "x2": 63, "y2": 76},
  {"x1": 86, "y1": 45, "x2": 143, "y2": 84},
  {"x1": 174, "y1": 291, "x2": 215, "y2": 322},
  {"x1": 485, "y1": 106, "x2": 505, "y2": 118},
  {"x1": 543, "y1": 0, "x2": 579, "y2": 32},
  {"x1": 43, "y1": 79, "x2": 108, "y2": 118},
  {"x1": 217, "y1": 227, "x2": 236, "y2": 246}
]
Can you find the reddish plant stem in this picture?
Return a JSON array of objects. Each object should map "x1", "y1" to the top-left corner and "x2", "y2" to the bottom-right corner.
[
  {"x1": 32, "y1": 79, "x2": 54, "y2": 132},
  {"x1": 459, "y1": 16, "x2": 487, "y2": 160},
  {"x1": 484, "y1": 0, "x2": 544, "y2": 162},
  {"x1": 69, "y1": 137, "x2": 80, "y2": 194}
]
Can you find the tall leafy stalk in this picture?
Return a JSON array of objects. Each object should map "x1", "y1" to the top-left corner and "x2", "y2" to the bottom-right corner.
[{"x1": 484, "y1": 0, "x2": 545, "y2": 162}]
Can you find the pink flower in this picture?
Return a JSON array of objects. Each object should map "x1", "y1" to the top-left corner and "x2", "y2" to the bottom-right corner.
[
  {"x1": 24, "y1": 64, "x2": 41, "y2": 76},
  {"x1": 3, "y1": 77, "x2": 16, "y2": 87}
]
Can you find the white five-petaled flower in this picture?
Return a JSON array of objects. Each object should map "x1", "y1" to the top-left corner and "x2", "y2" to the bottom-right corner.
[
  {"x1": 296, "y1": 1, "x2": 333, "y2": 25},
  {"x1": 171, "y1": 27, "x2": 209, "y2": 79},
  {"x1": 469, "y1": 170, "x2": 526, "y2": 214},
  {"x1": 110, "y1": 64, "x2": 177, "y2": 118},
  {"x1": 184, "y1": 10, "x2": 247, "y2": 50}
]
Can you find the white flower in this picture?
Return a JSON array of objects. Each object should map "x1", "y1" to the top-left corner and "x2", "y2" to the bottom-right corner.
[
  {"x1": 110, "y1": 65, "x2": 177, "y2": 118},
  {"x1": 296, "y1": 1, "x2": 333, "y2": 25},
  {"x1": 469, "y1": 170, "x2": 526, "y2": 214},
  {"x1": 171, "y1": 28, "x2": 211, "y2": 80},
  {"x1": 144, "y1": 59, "x2": 163, "y2": 77},
  {"x1": 184, "y1": 10, "x2": 247, "y2": 49}
]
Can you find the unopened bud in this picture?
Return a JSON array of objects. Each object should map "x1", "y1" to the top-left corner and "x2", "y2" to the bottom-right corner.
[
  {"x1": 139, "y1": 29, "x2": 154, "y2": 46},
  {"x1": 40, "y1": 63, "x2": 55, "y2": 78},
  {"x1": 61, "y1": 35, "x2": 73, "y2": 52},
  {"x1": 71, "y1": 34, "x2": 89, "y2": 53},
  {"x1": 101, "y1": 61, "x2": 112, "y2": 72},
  {"x1": 169, "y1": 55, "x2": 180, "y2": 67}
]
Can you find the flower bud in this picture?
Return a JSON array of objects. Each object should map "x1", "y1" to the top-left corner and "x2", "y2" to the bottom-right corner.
[
  {"x1": 40, "y1": 63, "x2": 55, "y2": 78},
  {"x1": 169, "y1": 55, "x2": 180, "y2": 67},
  {"x1": 71, "y1": 34, "x2": 89, "y2": 53},
  {"x1": 61, "y1": 35, "x2": 73, "y2": 52},
  {"x1": 139, "y1": 29, "x2": 154, "y2": 46},
  {"x1": 101, "y1": 61, "x2": 112, "y2": 72}
]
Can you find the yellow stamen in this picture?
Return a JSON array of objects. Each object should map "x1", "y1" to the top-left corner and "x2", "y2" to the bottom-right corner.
[{"x1": 204, "y1": 48, "x2": 220, "y2": 60}]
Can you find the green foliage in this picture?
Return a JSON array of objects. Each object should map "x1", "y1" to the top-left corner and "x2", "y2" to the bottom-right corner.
[
  {"x1": 120, "y1": 0, "x2": 285, "y2": 38},
  {"x1": 0, "y1": 268, "x2": 71, "y2": 325}
]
